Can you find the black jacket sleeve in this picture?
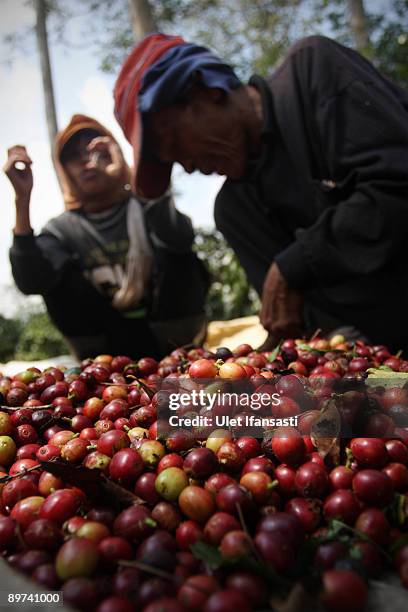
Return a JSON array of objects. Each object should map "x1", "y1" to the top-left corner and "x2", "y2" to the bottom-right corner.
[
  {"x1": 274, "y1": 36, "x2": 408, "y2": 289},
  {"x1": 9, "y1": 231, "x2": 72, "y2": 295},
  {"x1": 143, "y1": 192, "x2": 195, "y2": 253}
]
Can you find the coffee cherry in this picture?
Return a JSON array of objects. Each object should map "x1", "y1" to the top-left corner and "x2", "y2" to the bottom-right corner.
[
  {"x1": 113, "y1": 505, "x2": 155, "y2": 542},
  {"x1": 76, "y1": 521, "x2": 110, "y2": 543},
  {"x1": 61, "y1": 438, "x2": 89, "y2": 463},
  {"x1": 84, "y1": 451, "x2": 111, "y2": 472},
  {"x1": 178, "y1": 574, "x2": 220, "y2": 609},
  {"x1": 138, "y1": 440, "x2": 165, "y2": 468},
  {"x1": 136, "y1": 531, "x2": 177, "y2": 571},
  {"x1": 355, "y1": 508, "x2": 390, "y2": 546},
  {"x1": 271, "y1": 428, "x2": 306, "y2": 466},
  {"x1": 241, "y1": 456, "x2": 275, "y2": 478},
  {"x1": 18, "y1": 550, "x2": 51, "y2": 574},
  {"x1": 97, "y1": 430, "x2": 129, "y2": 457},
  {"x1": 155, "y1": 467, "x2": 189, "y2": 501},
  {"x1": 176, "y1": 520, "x2": 204, "y2": 551},
  {"x1": 323, "y1": 490, "x2": 360, "y2": 525},
  {"x1": 112, "y1": 567, "x2": 140, "y2": 598},
  {"x1": 285, "y1": 497, "x2": 322, "y2": 533},
  {"x1": 63, "y1": 516, "x2": 86, "y2": 536},
  {"x1": 295, "y1": 461, "x2": 329, "y2": 498},
  {"x1": 32, "y1": 564, "x2": 60, "y2": 589},
  {"x1": 184, "y1": 447, "x2": 217, "y2": 479},
  {"x1": 151, "y1": 502, "x2": 182, "y2": 531},
  {"x1": 255, "y1": 530, "x2": 296, "y2": 572},
  {"x1": 204, "y1": 512, "x2": 240, "y2": 545},
  {"x1": 329, "y1": 466, "x2": 355, "y2": 490},
  {"x1": 39, "y1": 489, "x2": 81, "y2": 524},
  {"x1": 320, "y1": 569, "x2": 367, "y2": 612},
  {"x1": 352, "y1": 470, "x2": 393, "y2": 506},
  {"x1": 215, "y1": 484, "x2": 254, "y2": 517},
  {"x1": 217, "y1": 442, "x2": 245, "y2": 471},
  {"x1": 218, "y1": 362, "x2": 247, "y2": 379},
  {"x1": 11, "y1": 496, "x2": 45, "y2": 528},
  {"x1": 108, "y1": 448, "x2": 144, "y2": 484},
  {"x1": 157, "y1": 453, "x2": 184, "y2": 473},
  {"x1": 274, "y1": 464, "x2": 296, "y2": 497},
  {"x1": 2, "y1": 476, "x2": 38, "y2": 509},
  {"x1": 16, "y1": 443, "x2": 40, "y2": 461},
  {"x1": 350, "y1": 438, "x2": 388, "y2": 468},
  {"x1": 0, "y1": 436, "x2": 17, "y2": 465},
  {"x1": 314, "y1": 541, "x2": 347, "y2": 570},
  {"x1": 203, "y1": 589, "x2": 250, "y2": 612},
  {"x1": 256, "y1": 512, "x2": 305, "y2": 548},
  {"x1": 220, "y1": 530, "x2": 252, "y2": 560},
  {"x1": 56, "y1": 538, "x2": 99, "y2": 580},
  {"x1": 353, "y1": 541, "x2": 382, "y2": 577},
  {"x1": 24, "y1": 518, "x2": 63, "y2": 551},
  {"x1": 386, "y1": 439, "x2": 408, "y2": 463},
  {"x1": 205, "y1": 473, "x2": 235, "y2": 496},
  {"x1": 205, "y1": 429, "x2": 232, "y2": 454},
  {"x1": 235, "y1": 436, "x2": 261, "y2": 459},
  {"x1": 62, "y1": 577, "x2": 99, "y2": 609},
  {"x1": 382, "y1": 462, "x2": 408, "y2": 491},
  {"x1": 36, "y1": 443, "x2": 61, "y2": 462},
  {"x1": 225, "y1": 571, "x2": 266, "y2": 607},
  {"x1": 0, "y1": 516, "x2": 16, "y2": 549},
  {"x1": 240, "y1": 471, "x2": 275, "y2": 504},
  {"x1": 189, "y1": 359, "x2": 218, "y2": 378},
  {"x1": 179, "y1": 486, "x2": 215, "y2": 523}
]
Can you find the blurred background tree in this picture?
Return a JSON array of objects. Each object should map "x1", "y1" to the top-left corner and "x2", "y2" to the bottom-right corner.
[
  {"x1": 81, "y1": 0, "x2": 408, "y2": 87},
  {"x1": 0, "y1": 314, "x2": 22, "y2": 362},
  {"x1": 194, "y1": 229, "x2": 260, "y2": 320}
]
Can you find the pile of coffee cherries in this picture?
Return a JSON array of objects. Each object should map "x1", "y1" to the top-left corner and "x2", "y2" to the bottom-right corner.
[{"x1": 0, "y1": 335, "x2": 407, "y2": 612}]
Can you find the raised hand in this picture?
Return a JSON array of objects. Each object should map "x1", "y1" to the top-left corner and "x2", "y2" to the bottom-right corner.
[
  {"x1": 3, "y1": 145, "x2": 33, "y2": 234},
  {"x1": 260, "y1": 262, "x2": 304, "y2": 343},
  {"x1": 87, "y1": 136, "x2": 125, "y2": 179},
  {"x1": 3, "y1": 145, "x2": 34, "y2": 203}
]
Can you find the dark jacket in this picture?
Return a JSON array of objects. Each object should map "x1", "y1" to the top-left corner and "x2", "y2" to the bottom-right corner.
[
  {"x1": 216, "y1": 36, "x2": 408, "y2": 345},
  {"x1": 10, "y1": 195, "x2": 209, "y2": 358}
]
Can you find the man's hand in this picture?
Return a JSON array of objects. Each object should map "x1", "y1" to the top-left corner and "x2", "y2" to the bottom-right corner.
[
  {"x1": 87, "y1": 136, "x2": 125, "y2": 179},
  {"x1": 3, "y1": 145, "x2": 33, "y2": 203},
  {"x1": 260, "y1": 262, "x2": 304, "y2": 343}
]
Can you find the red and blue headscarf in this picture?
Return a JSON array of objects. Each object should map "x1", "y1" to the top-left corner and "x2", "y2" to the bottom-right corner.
[{"x1": 114, "y1": 33, "x2": 241, "y2": 199}]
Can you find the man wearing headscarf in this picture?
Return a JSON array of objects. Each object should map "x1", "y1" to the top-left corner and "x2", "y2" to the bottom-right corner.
[
  {"x1": 4, "y1": 115, "x2": 208, "y2": 359},
  {"x1": 113, "y1": 33, "x2": 408, "y2": 352}
]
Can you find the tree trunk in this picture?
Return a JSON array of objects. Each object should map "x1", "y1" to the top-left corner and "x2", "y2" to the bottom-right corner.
[
  {"x1": 34, "y1": 0, "x2": 59, "y2": 165},
  {"x1": 347, "y1": 0, "x2": 370, "y2": 53},
  {"x1": 128, "y1": 0, "x2": 157, "y2": 42}
]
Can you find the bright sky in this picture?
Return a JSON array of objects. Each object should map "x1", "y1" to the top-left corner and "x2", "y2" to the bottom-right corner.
[{"x1": 0, "y1": 0, "x2": 223, "y2": 306}]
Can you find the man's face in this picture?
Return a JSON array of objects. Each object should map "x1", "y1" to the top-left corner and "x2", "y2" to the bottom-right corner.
[
  {"x1": 146, "y1": 88, "x2": 248, "y2": 179},
  {"x1": 61, "y1": 131, "x2": 115, "y2": 197}
]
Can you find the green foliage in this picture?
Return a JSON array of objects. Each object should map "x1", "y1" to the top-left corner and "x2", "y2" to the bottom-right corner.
[
  {"x1": 194, "y1": 228, "x2": 260, "y2": 321},
  {"x1": 14, "y1": 312, "x2": 69, "y2": 361},
  {"x1": 76, "y1": 0, "x2": 408, "y2": 88},
  {"x1": 0, "y1": 315, "x2": 22, "y2": 362},
  {"x1": 313, "y1": 0, "x2": 408, "y2": 87}
]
